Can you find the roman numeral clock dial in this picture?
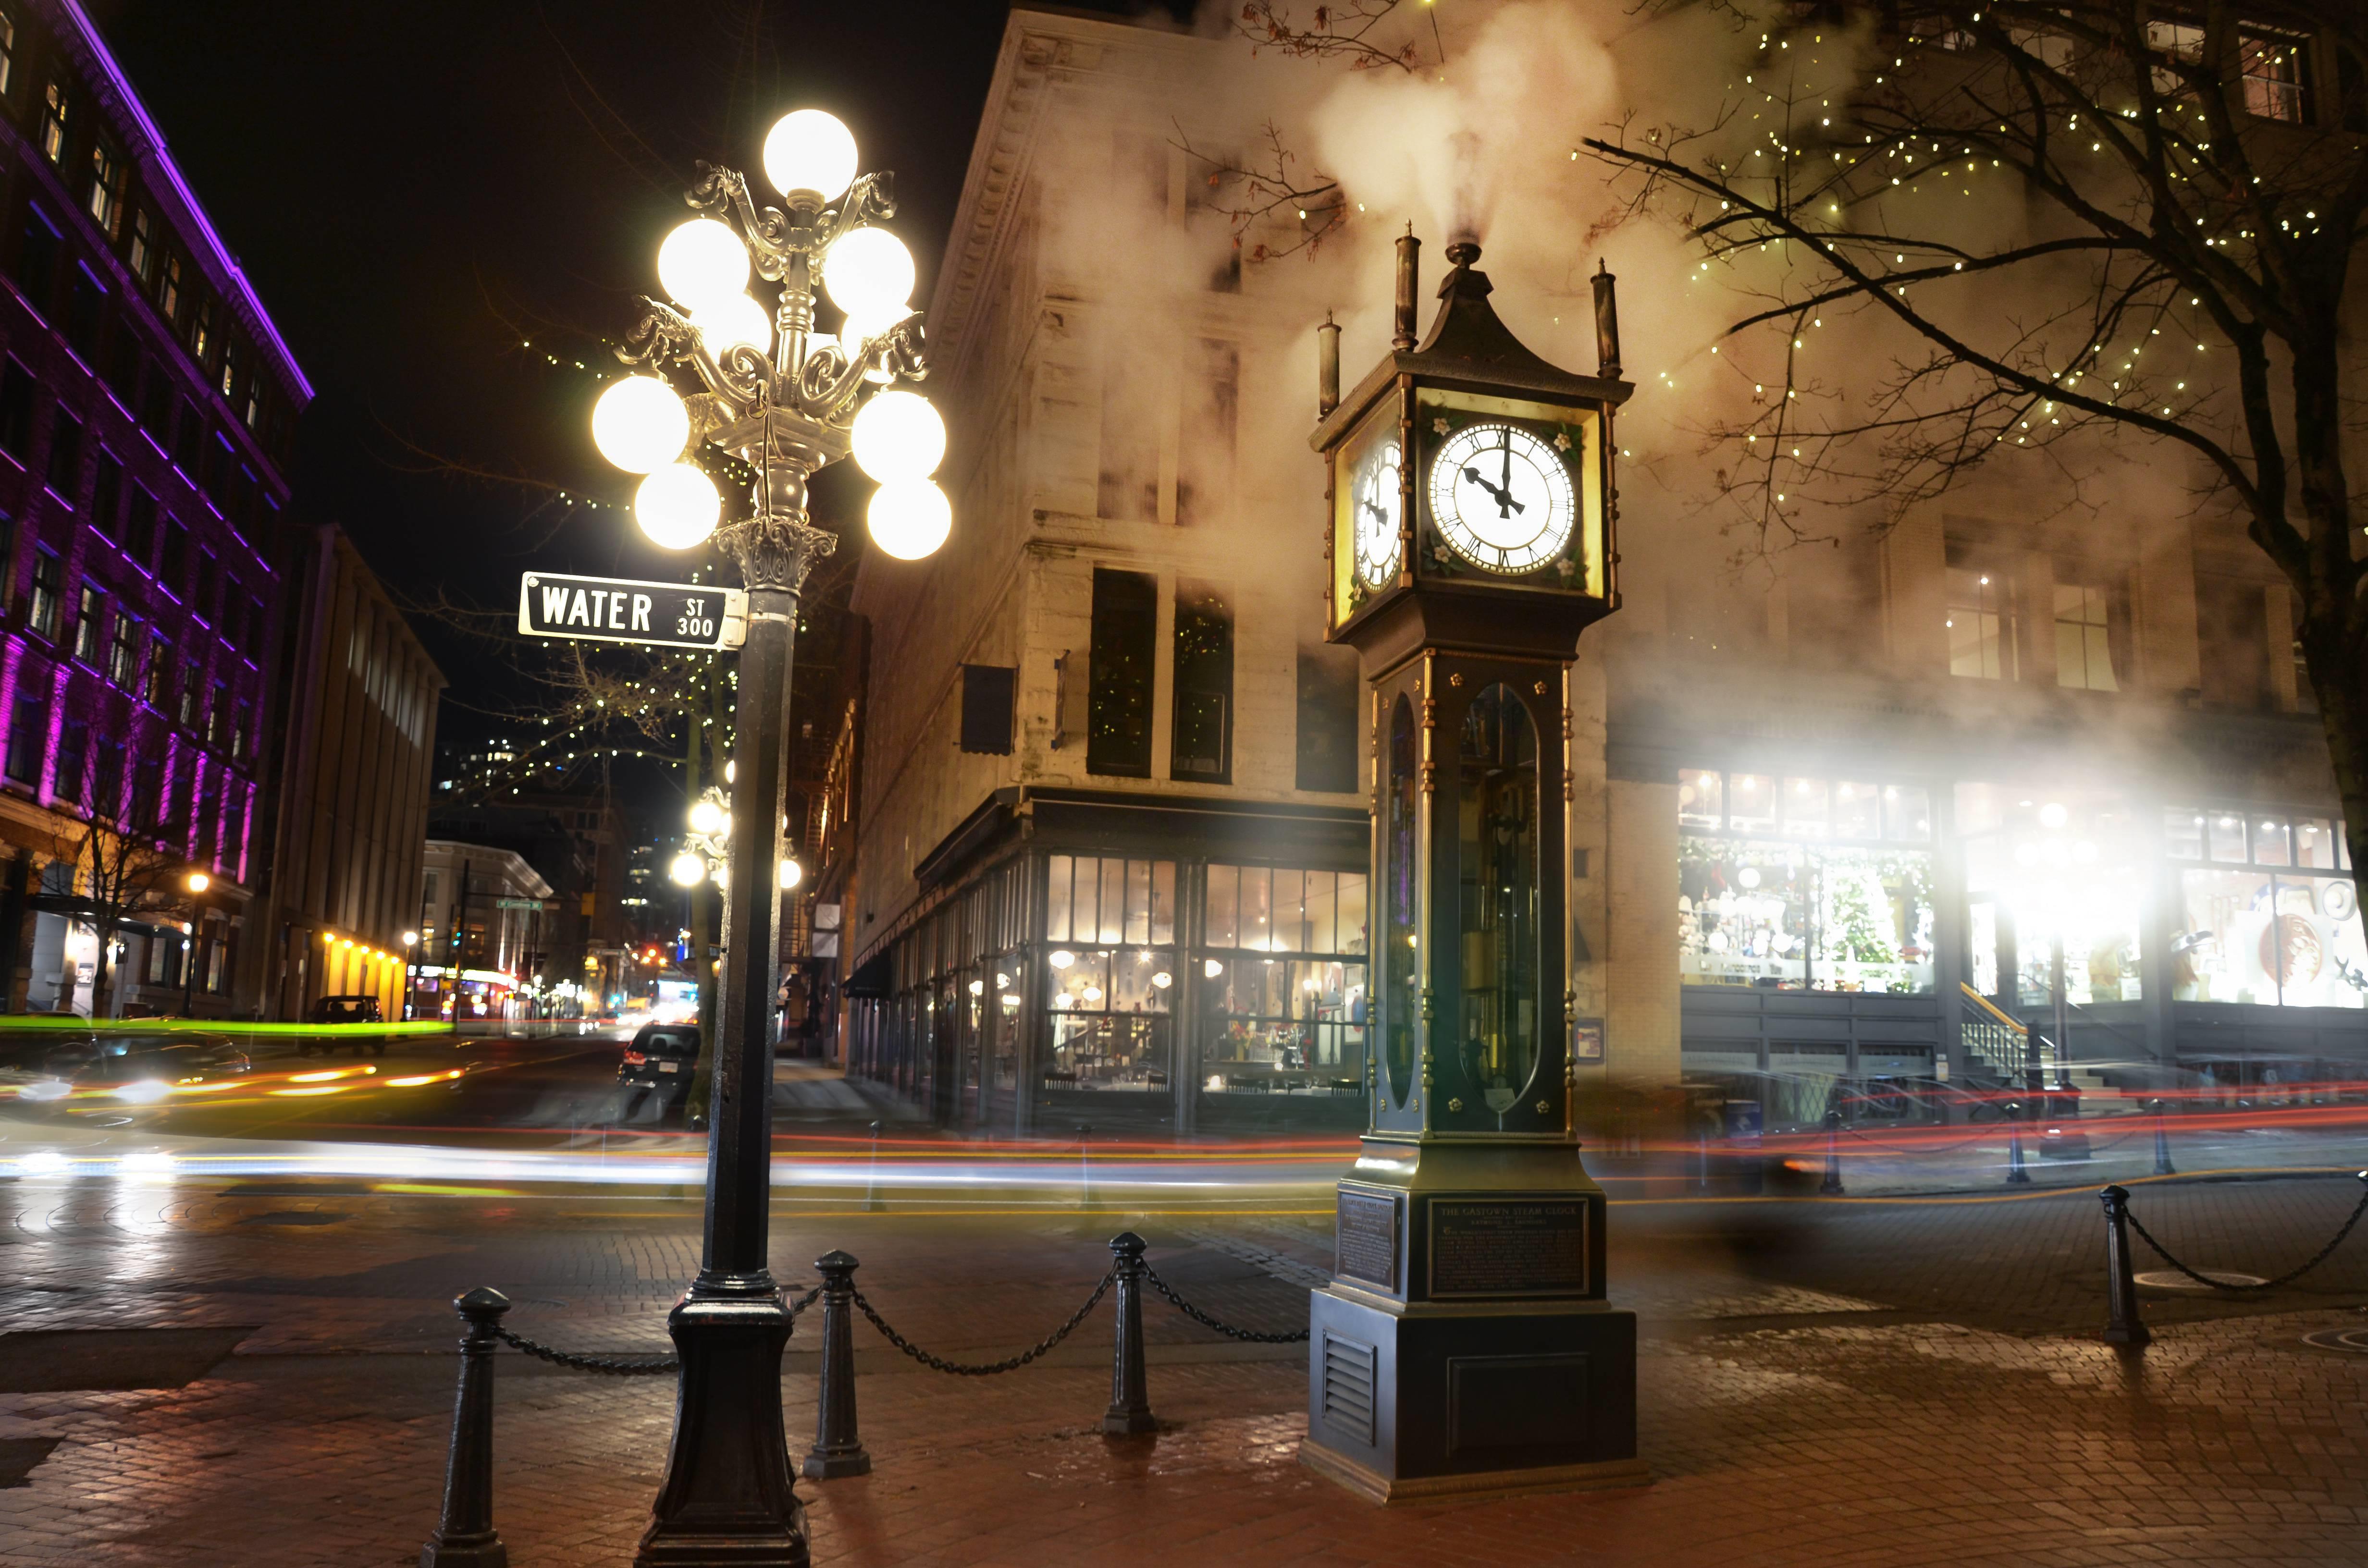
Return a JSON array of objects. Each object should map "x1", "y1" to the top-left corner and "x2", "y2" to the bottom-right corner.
[
  {"x1": 1352, "y1": 437, "x2": 1404, "y2": 588},
  {"x1": 1426, "y1": 421, "x2": 1577, "y2": 576}
]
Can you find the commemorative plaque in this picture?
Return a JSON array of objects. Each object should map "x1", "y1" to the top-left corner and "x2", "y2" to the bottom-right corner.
[
  {"x1": 1426, "y1": 1199, "x2": 1589, "y2": 1299},
  {"x1": 1335, "y1": 1190, "x2": 1399, "y2": 1290}
]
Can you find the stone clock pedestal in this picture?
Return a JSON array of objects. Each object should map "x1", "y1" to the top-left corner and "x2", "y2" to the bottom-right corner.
[{"x1": 1299, "y1": 1142, "x2": 1645, "y2": 1502}]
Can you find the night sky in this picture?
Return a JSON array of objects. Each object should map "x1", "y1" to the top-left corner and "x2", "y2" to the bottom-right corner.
[{"x1": 82, "y1": 0, "x2": 1190, "y2": 795}]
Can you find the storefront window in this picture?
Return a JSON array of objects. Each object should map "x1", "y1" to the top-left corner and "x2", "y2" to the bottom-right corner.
[
  {"x1": 1199, "y1": 955, "x2": 1366, "y2": 1094},
  {"x1": 1045, "y1": 855, "x2": 1174, "y2": 946},
  {"x1": 1678, "y1": 767, "x2": 1937, "y2": 993},
  {"x1": 2175, "y1": 869, "x2": 2366, "y2": 1009},
  {"x1": 1044, "y1": 943, "x2": 1174, "y2": 1090}
]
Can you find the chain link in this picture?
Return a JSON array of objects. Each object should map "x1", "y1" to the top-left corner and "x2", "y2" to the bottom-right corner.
[
  {"x1": 851, "y1": 1271, "x2": 1113, "y2": 1375},
  {"x1": 2123, "y1": 1183, "x2": 2368, "y2": 1292},
  {"x1": 1140, "y1": 1263, "x2": 1310, "y2": 1343},
  {"x1": 492, "y1": 1284, "x2": 822, "y2": 1375}
]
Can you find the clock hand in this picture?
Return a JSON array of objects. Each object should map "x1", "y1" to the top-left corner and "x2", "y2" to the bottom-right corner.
[
  {"x1": 1359, "y1": 498, "x2": 1388, "y2": 523},
  {"x1": 1499, "y1": 429, "x2": 1513, "y2": 512},
  {"x1": 1459, "y1": 466, "x2": 1526, "y2": 514}
]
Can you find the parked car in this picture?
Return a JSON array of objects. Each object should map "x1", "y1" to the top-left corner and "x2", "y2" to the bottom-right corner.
[
  {"x1": 300, "y1": 995, "x2": 387, "y2": 1057},
  {"x1": 620, "y1": 1022, "x2": 701, "y2": 1105}
]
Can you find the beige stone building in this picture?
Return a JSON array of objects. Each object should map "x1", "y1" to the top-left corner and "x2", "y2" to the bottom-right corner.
[{"x1": 831, "y1": 6, "x2": 2363, "y2": 1136}]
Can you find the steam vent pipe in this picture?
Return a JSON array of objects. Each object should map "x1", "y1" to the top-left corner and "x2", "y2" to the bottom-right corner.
[
  {"x1": 1393, "y1": 229, "x2": 1420, "y2": 350},
  {"x1": 1317, "y1": 313, "x2": 1341, "y2": 416},
  {"x1": 1592, "y1": 257, "x2": 1623, "y2": 378}
]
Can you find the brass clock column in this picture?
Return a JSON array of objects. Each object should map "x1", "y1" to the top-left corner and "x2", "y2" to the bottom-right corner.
[{"x1": 1301, "y1": 234, "x2": 1645, "y2": 1503}]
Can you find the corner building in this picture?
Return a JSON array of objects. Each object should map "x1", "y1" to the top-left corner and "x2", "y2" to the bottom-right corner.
[
  {"x1": 0, "y1": 0, "x2": 303, "y2": 1015},
  {"x1": 839, "y1": 7, "x2": 2366, "y2": 1134}
]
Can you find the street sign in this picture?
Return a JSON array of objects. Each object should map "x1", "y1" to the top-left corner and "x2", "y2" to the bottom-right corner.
[{"x1": 518, "y1": 572, "x2": 749, "y2": 650}]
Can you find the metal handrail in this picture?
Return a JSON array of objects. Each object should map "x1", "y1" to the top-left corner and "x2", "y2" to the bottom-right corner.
[{"x1": 1959, "y1": 982, "x2": 2026, "y2": 1035}]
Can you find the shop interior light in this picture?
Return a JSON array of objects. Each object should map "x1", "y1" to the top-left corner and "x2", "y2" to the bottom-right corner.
[
  {"x1": 1203, "y1": 957, "x2": 1224, "y2": 979},
  {"x1": 1152, "y1": 971, "x2": 1172, "y2": 989},
  {"x1": 1048, "y1": 950, "x2": 1074, "y2": 969}
]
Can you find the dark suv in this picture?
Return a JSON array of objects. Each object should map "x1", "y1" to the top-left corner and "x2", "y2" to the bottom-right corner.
[{"x1": 620, "y1": 1022, "x2": 700, "y2": 1105}]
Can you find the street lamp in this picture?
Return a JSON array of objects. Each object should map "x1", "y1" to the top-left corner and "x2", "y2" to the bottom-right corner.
[
  {"x1": 591, "y1": 108, "x2": 947, "y2": 1566},
  {"x1": 400, "y1": 931, "x2": 419, "y2": 1022}
]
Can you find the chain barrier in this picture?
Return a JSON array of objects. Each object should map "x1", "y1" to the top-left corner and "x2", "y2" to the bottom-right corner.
[
  {"x1": 1140, "y1": 1263, "x2": 1311, "y2": 1343},
  {"x1": 493, "y1": 1284, "x2": 822, "y2": 1374},
  {"x1": 851, "y1": 1271, "x2": 1114, "y2": 1376},
  {"x1": 2122, "y1": 1180, "x2": 2368, "y2": 1292}
]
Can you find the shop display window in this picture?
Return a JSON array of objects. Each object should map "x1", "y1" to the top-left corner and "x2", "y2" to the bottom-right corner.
[
  {"x1": 1199, "y1": 954, "x2": 1367, "y2": 1094},
  {"x1": 2175, "y1": 868, "x2": 2366, "y2": 1009},
  {"x1": 1678, "y1": 836, "x2": 1936, "y2": 993},
  {"x1": 1045, "y1": 855, "x2": 1174, "y2": 946},
  {"x1": 1044, "y1": 944, "x2": 1175, "y2": 1091},
  {"x1": 1203, "y1": 864, "x2": 1368, "y2": 955}
]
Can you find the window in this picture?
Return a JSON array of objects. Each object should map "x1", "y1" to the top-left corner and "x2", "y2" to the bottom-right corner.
[
  {"x1": 195, "y1": 551, "x2": 218, "y2": 622},
  {"x1": 1196, "y1": 863, "x2": 1369, "y2": 1094},
  {"x1": 2240, "y1": 30, "x2": 2310, "y2": 123},
  {"x1": 160, "y1": 517, "x2": 187, "y2": 591},
  {"x1": 205, "y1": 680, "x2": 226, "y2": 747},
  {"x1": 143, "y1": 633, "x2": 167, "y2": 708},
  {"x1": 230, "y1": 699, "x2": 249, "y2": 762},
  {"x1": 189, "y1": 297, "x2": 213, "y2": 364},
  {"x1": 244, "y1": 377, "x2": 260, "y2": 431},
  {"x1": 73, "y1": 585, "x2": 100, "y2": 662},
  {"x1": 1096, "y1": 343, "x2": 1160, "y2": 522},
  {"x1": 38, "y1": 78, "x2": 66, "y2": 166},
  {"x1": 958, "y1": 663, "x2": 1015, "y2": 754},
  {"x1": 0, "y1": 7, "x2": 15, "y2": 98},
  {"x1": 1175, "y1": 340, "x2": 1239, "y2": 527},
  {"x1": 130, "y1": 752, "x2": 159, "y2": 826},
  {"x1": 1085, "y1": 567, "x2": 1156, "y2": 778},
  {"x1": 2053, "y1": 580, "x2": 2120, "y2": 691},
  {"x1": 219, "y1": 336, "x2": 240, "y2": 401},
  {"x1": 1946, "y1": 565, "x2": 2016, "y2": 680},
  {"x1": 1170, "y1": 584, "x2": 1232, "y2": 782},
  {"x1": 0, "y1": 358, "x2": 33, "y2": 460},
  {"x1": 28, "y1": 548, "x2": 60, "y2": 639},
  {"x1": 103, "y1": 329, "x2": 139, "y2": 406},
  {"x1": 157, "y1": 252, "x2": 182, "y2": 323},
  {"x1": 51, "y1": 719, "x2": 85, "y2": 808},
  {"x1": 126, "y1": 487, "x2": 157, "y2": 564},
  {"x1": 2146, "y1": 19, "x2": 2203, "y2": 96},
  {"x1": 1295, "y1": 643, "x2": 1358, "y2": 793},
  {"x1": 87, "y1": 139, "x2": 125, "y2": 237},
  {"x1": 3, "y1": 668, "x2": 44, "y2": 784},
  {"x1": 176, "y1": 660, "x2": 199, "y2": 728},
  {"x1": 44, "y1": 409, "x2": 79, "y2": 499},
  {"x1": 91, "y1": 739, "x2": 122, "y2": 820},
  {"x1": 107, "y1": 609, "x2": 137, "y2": 686},
  {"x1": 15, "y1": 204, "x2": 57, "y2": 311},
  {"x1": 128, "y1": 208, "x2": 156, "y2": 283},
  {"x1": 203, "y1": 433, "x2": 231, "y2": 506},
  {"x1": 65, "y1": 266, "x2": 103, "y2": 359},
  {"x1": 141, "y1": 364, "x2": 169, "y2": 438},
  {"x1": 90, "y1": 449, "x2": 121, "y2": 539},
  {"x1": 221, "y1": 577, "x2": 242, "y2": 648},
  {"x1": 172, "y1": 400, "x2": 199, "y2": 470}
]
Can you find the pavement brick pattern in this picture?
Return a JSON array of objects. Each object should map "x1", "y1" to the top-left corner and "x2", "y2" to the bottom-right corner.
[{"x1": 3, "y1": 1174, "x2": 2366, "y2": 1565}]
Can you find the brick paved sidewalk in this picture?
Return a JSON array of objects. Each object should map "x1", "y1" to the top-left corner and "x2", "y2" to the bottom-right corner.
[{"x1": 4, "y1": 1174, "x2": 2368, "y2": 1565}]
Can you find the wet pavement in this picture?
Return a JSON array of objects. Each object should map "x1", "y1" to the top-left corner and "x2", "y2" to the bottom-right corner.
[{"x1": 2, "y1": 1143, "x2": 2366, "y2": 1565}]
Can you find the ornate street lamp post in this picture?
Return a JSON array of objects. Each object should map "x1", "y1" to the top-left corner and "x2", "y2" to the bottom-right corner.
[{"x1": 588, "y1": 109, "x2": 949, "y2": 1567}]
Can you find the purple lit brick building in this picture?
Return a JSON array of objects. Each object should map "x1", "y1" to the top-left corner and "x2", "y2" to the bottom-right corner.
[{"x1": 0, "y1": 0, "x2": 305, "y2": 1014}]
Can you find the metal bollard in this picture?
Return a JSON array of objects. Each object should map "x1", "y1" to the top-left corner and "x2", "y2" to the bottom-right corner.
[
  {"x1": 2151, "y1": 1098, "x2": 2176, "y2": 1177},
  {"x1": 419, "y1": 1287, "x2": 512, "y2": 1568},
  {"x1": 2004, "y1": 1099, "x2": 2030, "y2": 1185},
  {"x1": 1102, "y1": 1231, "x2": 1156, "y2": 1434},
  {"x1": 2099, "y1": 1185, "x2": 2150, "y2": 1348},
  {"x1": 802, "y1": 1251, "x2": 871, "y2": 1479},
  {"x1": 1819, "y1": 1109, "x2": 1844, "y2": 1196},
  {"x1": 864, "y1": 1119, "x2": 885, "y2": 1213}
]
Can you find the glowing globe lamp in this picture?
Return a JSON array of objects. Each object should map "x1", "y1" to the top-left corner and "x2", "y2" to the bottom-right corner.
[
  {"x1": 657, "y1": 219, "x2": 749, "y2": 314},
  {"x1": 668, "y1": 852, "x2": 707, "y2": 887},
  {"x1": 819, "y1": 226, "x2": 914, "y2": 321},
  {"x1": 778, "y1": 858, "x2": 802, "y2": 891},
  {"x1": 691, "y1": 294, "x2": 774, "y2": 359},
  {"x1": 591, "y1": 376, "x2": 691, "y2": 474},
  {"x1": 866, "y1": 478, "x2": 950, "y2": 561},
  {"x1": 688, "y1": 798, "x2": 726, "y2": 835},
  {"x1": 635, "y1": 463, "x2": 720, "y2": 550},
  {"x1": 850, "y1": 390, "x2": 946, "y2": 482},
  {"x1": 762, "y1": 109, "x2": 857, "y2": 203}
]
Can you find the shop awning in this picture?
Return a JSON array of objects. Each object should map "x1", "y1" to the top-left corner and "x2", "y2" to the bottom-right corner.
[{"x1": 843, "y1": 949, "x2": 891, "y2": 998}]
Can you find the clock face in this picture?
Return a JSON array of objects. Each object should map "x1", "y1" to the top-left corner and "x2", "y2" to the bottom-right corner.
[
  {"x1": 1351, "y1": 438, "x2": 1404, "y2": 588},
  {"x1": 1427, "y1": 421, "x2": 1577, "y2": 575}
]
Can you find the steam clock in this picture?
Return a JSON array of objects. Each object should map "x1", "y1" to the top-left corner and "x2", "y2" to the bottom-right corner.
[{"x1": 1301, "y1": 235, "x2": 1646, "y2": 1501}]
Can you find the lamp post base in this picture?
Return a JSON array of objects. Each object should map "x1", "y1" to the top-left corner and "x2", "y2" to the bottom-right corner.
[{"x1": 634, "y1": 1290, "x2": 806, "y2": 1568}]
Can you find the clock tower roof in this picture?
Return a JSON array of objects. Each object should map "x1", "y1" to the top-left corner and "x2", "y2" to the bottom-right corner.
[{"x1": 1312, "y1": 240, "x2": 1631, "y2": 452}]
